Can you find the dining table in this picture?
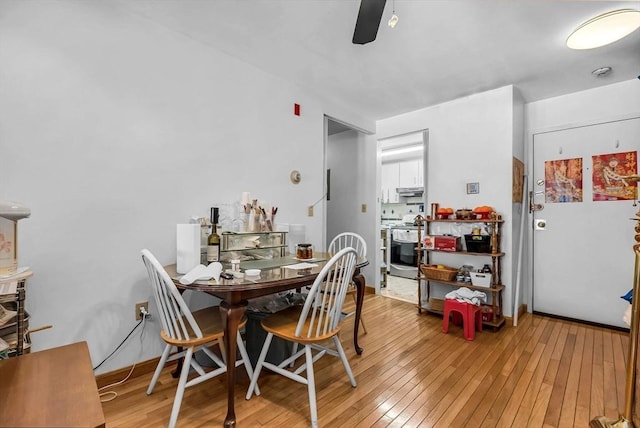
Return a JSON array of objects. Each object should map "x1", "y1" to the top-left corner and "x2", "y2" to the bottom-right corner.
[{"x1": 165, "y1": 252, "x2": 368, "y2": 428}]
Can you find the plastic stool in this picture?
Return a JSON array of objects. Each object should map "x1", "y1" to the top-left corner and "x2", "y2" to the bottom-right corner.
[{"x1": 442, "y1": 299, "x2": 483, "y2": 341}]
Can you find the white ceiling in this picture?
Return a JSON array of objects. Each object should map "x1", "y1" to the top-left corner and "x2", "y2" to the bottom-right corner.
[{"x1": 117, "y1": 0, "x2": 640, "y2": 121}]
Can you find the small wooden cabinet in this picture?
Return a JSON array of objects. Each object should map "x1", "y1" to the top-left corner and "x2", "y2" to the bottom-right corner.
[
  {"x1": 0, "y1": 270, "x2": 33, "y2": 357},
  {"x1": 220, "y1": 231, "x2": 287, "y2": 263},
  {"x1": 416, "y1": 216, "x2": 505, "y2": 328}
]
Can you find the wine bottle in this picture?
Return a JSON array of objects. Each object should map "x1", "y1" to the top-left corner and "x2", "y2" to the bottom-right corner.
[{"x1": 207, "y1": 207, "x2": 220, "y2": 263}]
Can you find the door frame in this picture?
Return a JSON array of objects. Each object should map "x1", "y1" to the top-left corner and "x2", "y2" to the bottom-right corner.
[{"x1": 524, "y1": 112, "x2": 640, "y2": 317}]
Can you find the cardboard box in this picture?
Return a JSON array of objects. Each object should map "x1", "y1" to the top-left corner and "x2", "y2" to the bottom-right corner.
[
  {"x1": 434, "y1": 235, "x2": 461, "y2": 252},
  {"x1": 422, "y1": 235, "x2": 435, "y2": 250}
]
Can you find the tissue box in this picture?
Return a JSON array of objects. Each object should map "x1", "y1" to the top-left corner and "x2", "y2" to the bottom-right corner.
[
  {"x1": 469, "y1": 271, "x2": 492, "y2": 287},
  {"x1": 434, "y1": 235, "x2": 461, "y2": 252}
]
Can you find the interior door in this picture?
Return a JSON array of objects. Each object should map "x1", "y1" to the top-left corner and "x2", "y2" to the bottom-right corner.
[{"x1": 532, "y1": 117, "x2": 640, "y2": 328}]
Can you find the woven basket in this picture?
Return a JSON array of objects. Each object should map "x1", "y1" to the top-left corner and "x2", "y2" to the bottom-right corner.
[{"x1": 421, "y1": 264, "x2": 457, "y2": 282}]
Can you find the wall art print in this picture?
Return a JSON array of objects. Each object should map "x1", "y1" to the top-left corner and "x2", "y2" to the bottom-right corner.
[
  {"x1": 592, "y1": 151, "x2": 638, "y2": 201},
  {"x1": 545, "y1": 157, "x2": 583, "y2": 203}
]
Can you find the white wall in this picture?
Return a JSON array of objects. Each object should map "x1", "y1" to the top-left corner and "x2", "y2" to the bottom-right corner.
[
  {"x1": 377, "y1": 86, "x2": 518, "y2": 317},
  {"x1": 524, "y1": 79, "x2": 640, "y2": 313},
  {"x1": 326, "y1": 129, "x2": 378, "y2": 287},
  {"x1": 0, "y1": 1, "x2": 370, "y2": 373}
]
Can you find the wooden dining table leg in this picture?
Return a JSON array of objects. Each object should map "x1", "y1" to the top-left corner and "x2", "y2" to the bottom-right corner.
[
  {"x1": 352, "y1": 268, "x2": 365, "y2": 355},
  {"x1": 219, "y1": 300, "x2": 246, "y2": 428}
]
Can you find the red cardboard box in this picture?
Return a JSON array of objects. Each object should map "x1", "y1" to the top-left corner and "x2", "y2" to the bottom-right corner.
[{"x1": 433, "y1": 235, "x2": 461, "y2": 252}]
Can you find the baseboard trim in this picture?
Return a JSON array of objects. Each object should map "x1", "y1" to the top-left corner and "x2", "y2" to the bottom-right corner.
[{"x1": 96, "y1": 357, "x2": 167, "y2": 388}]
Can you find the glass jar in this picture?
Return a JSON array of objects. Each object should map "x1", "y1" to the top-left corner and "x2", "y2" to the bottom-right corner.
[{"x1": 296, "y1": 243, "x2": 313, "y2": 260}]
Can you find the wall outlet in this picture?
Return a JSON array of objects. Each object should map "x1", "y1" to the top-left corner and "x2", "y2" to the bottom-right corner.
[
  {"x1": 308, "y1": 205, "x2": 314, "y2": 217},
  {"x1": 135, "y1": 301, "x2": 149, "y2": 321}
]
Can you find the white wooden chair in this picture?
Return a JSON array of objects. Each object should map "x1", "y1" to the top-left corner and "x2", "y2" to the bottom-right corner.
[
  {"x1": 328, "y1": 232, "x2": 368, "y2": 333},
  {"x1": 245, "y1": 247, "x2": 359, "y2": 428},
  {"x1": 141, "y1": 249, "x2": 257, "y2": 428}
]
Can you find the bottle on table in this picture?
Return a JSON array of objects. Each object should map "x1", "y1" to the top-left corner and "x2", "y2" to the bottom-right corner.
[{"x1": 207, "y1": 207, "x2": 220, "y2": 263}]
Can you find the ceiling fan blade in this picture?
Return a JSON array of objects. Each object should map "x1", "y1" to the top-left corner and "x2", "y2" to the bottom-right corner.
[{"x1": 352, "y1": 0, "x2": 387, "y2": 45}]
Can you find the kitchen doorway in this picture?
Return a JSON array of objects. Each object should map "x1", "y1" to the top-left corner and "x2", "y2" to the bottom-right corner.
[{"x1": 379, "y1": 130, "x2": 428, "y2": 304}]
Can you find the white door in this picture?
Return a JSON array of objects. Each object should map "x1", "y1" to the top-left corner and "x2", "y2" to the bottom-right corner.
[{"x1": 532, "y1": 117, "x2": 640, "y2": 328}]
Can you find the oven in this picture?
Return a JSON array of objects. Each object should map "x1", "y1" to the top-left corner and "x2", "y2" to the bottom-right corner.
[{"x1": 389, "y1": 227, "x2": 419, "y2": 279}]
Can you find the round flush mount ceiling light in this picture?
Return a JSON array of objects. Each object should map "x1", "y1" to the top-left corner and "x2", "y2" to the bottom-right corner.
[{"x1": 567, "y1": 9, "x2": 640, "y2": 49}]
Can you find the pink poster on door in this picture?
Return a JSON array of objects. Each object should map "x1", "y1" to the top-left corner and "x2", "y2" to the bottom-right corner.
[
  {"x1": 592, "y1": 151, "x2": 638, "y2": 201},
  {"x1": 544, "y1": 157, "x2": 583, "y2": 203}
]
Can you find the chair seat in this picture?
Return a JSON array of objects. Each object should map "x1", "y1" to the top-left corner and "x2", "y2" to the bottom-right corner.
[
  {"x1": 161, "y1": 307, "x2": 247, "y2": 347},
  {"x1": 261, "y1": 306, "x2": 341, "y2": 344},
  {"x1": 192, "y1": 307, "x2": 247, "y2": 338}
]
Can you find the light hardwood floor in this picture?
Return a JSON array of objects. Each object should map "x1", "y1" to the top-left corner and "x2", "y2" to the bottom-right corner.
[{"x1": 100, "y1": 294, "x2": 630, "y2": 427}]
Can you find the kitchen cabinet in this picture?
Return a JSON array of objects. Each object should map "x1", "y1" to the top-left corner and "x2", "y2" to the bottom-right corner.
[
  {"x1": 398, "y1": 159, "x2": 423, "y2": 187},
  {"x1": 381, "y1": 162, "x2": 400, "y2": 203},
  {"x1": 416, "y1": 216, "x2": 505, "y2": 329},
  {"x1": 220, "y1": 231, "x2": 287, "y2": 263},
  {"x1": 0, "y1": 270, "x2": 33, "y2": 357}
]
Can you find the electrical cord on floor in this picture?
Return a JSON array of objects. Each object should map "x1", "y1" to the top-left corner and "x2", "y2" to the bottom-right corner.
[{"x1": 94, "y1": 315, "x2": 149, "y2": 402}]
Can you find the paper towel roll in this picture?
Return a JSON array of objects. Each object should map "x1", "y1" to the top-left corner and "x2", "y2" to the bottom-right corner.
[
  {"x1": 241, "y1": 192, "x2": 251, "y2": 205},
  {"x1": 177, "y1": 224, "x2": 201, "y2": 274}
]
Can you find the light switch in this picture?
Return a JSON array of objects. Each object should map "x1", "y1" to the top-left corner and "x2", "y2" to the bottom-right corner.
[{"x1": 361, "y1": 204, "x2": 367, "y2": 213}]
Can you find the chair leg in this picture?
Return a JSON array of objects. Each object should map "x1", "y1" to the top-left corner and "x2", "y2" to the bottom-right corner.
[
  {"x1": 290, "y1": 342, "x2": 299, "y2": 368},
  {"x1": 168, "y1": 347, "x2": 194, "y2": 428},
  {"x1": 333, "y1": 336, "x2": 357, "y2": 387},
  {"x1": 236, "y1": 331, "x2": 260, "y2": 396},
  {"x1": 246, "y1": 332, "x2": 273, "y2": 400},
  {"x1": 304, "y1": 345, "x2": 319, "y2": 428},
  {"x1": 147, "y1": 344, "x2": 172, "y2": 395}
]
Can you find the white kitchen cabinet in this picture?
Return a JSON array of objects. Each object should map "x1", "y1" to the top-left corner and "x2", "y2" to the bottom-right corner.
[
  {"x1": 398, "y1": 159, "x2": 423, "y2": 187},
  {"x1": 381, "y1": 162, "x2": 400, "y2": 203}
]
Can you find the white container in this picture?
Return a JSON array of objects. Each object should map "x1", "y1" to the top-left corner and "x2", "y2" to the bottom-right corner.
[
  {"x1": 176, "y1": 224, "x2": 200, "y2": 274},
  {"x1": 288, "y1": 224, "x2": 306, "y2": 255},
  {"x1": 469, "y1": 271, "x2": 492, "y2": 287}
]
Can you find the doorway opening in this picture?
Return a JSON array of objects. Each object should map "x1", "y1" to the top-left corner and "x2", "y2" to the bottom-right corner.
[{"x1": 378, "y1": 130, "x2": 428, "y2": 304}]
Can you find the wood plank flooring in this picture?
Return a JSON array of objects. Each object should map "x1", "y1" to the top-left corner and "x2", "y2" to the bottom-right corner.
[{"x1": 100, "y1": 294, "x2": 631, "y2": 427}]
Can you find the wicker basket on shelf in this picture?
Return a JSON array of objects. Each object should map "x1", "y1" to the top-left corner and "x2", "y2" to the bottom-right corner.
[{"x1": 421, "y1": 264, "x2": 457, "y2": 282}]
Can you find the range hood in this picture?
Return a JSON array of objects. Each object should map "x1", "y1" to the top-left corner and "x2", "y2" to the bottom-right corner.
[{"x1": 396, "y1": 187, "x2": 424, "y2": 197}]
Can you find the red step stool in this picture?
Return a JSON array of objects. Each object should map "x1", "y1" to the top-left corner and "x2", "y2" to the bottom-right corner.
[{"x1": 442, "y1": 299, "x2": 483, "y2": 341}]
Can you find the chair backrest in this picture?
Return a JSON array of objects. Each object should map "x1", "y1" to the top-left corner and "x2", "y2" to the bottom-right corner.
[
  {"x1": 141, "y1": 249, "x2": 203, "y2": 341},
  {"x1": 295, "y1": 247, "x2": 358, "y2": 339},
  {"x1": 328, "y1": 232, "x2": 367, "y2": 260}
]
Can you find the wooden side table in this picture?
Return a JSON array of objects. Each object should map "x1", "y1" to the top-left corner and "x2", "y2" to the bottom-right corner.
[{"x1": 0, "y1": 341, "x2": 105, "y2": 428}]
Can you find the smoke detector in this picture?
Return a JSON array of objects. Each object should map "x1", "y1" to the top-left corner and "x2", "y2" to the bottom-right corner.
[{"x1": 592, "y1": 66, "x2": 612, "y2": 77}]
